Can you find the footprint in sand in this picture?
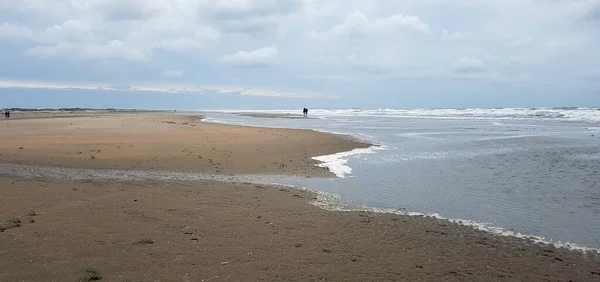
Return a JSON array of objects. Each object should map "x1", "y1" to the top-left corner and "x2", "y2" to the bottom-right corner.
[{"x1": 182, "y1": 226, "x2": 194, "y2": 235}]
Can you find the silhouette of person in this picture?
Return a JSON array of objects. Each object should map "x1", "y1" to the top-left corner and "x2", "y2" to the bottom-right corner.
[
  {"x1": 303, "y1": 108, "x2": 308, "y2": 117},
  {"x1": 6, "y1": 111, "x2": 9, "y2": 118}
]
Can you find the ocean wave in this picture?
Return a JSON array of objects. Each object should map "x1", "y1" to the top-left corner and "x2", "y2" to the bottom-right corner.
[{"x1": 225, "y1": 108, "x2": 600, "y2": 124}]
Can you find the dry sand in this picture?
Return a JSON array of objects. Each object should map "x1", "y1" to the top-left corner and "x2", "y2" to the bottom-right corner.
[{"x1": 1, "y1": 115, "x2": 599, "y2": 281}]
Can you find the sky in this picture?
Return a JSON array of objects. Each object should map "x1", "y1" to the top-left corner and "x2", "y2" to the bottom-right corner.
[{"x1": 0, "y1": 0, "x2": 599, "y2": 110}]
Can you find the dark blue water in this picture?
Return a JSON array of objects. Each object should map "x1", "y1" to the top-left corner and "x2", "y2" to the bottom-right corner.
[{"x1": 202, "y1": 112, "x2": 600, "y2": 250}]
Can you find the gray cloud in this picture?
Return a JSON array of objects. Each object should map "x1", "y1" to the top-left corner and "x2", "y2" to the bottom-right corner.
[
  {"x1": 93, "y1": 0, "x2": 160, "y2": 21},
  {"x1": 199, "y1": 0, "x2": 304, "y2": 20},
  {"x1": 198, "y1": 0, "x2": 305, "y2": 36},
  {"x1": 582, "y1": 4, "x2": 600, "y2": 22},
  {"x1": 453, "y1": 57, "x2": 487, "y2": 74},
  {"x1": 162, "y1": 70, "x2": 184, "y2": 77}
]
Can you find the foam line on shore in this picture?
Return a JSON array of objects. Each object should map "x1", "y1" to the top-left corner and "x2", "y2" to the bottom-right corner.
[
  {"x1": 300, "y1": 187, "x2": 600, "y2": 254},
  {"x1": 308, "y1": 127, "x2": 386, "y2": 179}
]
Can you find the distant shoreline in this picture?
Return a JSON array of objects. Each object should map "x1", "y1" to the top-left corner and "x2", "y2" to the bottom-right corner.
[
  {"x1": 238, "y1": 112, "x2": 319, "y2": 119},
  {"x1": 0, "y1": 108, "x2": 163, "y2": 112},
  {"x1": 0, "y1": 109, "x2": 174, "y2": 121}
]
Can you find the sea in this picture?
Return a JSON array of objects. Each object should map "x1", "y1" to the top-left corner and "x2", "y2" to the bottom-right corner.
[{"x1": 199, "y1": 107, "x2": 600, "y2": 252}]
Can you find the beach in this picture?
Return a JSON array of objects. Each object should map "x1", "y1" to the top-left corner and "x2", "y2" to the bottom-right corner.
[
  {"x1": 1, "y1": 114, "x2": 599, "y2": 281},
  {"x1": 0, "y1": 114, "x2": 368, "y2": 176}
]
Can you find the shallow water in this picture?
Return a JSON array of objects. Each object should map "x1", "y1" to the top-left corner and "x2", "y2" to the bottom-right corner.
[
  {"x1": 0, "y1": 163, "x2": 298, "y2": 184},
  {"x1": 200, "y1": 111, "x2": 600, "y2": 249}
]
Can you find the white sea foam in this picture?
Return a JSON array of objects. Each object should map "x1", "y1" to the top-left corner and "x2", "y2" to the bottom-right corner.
[
  {"x1": 217, "y1": 107, "x2": 600, "y2": 124},
  {"x1": 303, "y1": 188, "x2": 600, "y2": 254},
  {"x1": 585, "y1": 127, "x2": 600, "y2": 133},
  {"x1": 312, "y1": 146, "x2": 384, "y2": 178},
  {"x1": 475, "y1": 134, "x2": 550, "y2": 141}
]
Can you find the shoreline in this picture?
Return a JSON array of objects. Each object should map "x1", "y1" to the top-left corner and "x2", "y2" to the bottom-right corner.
[
  {"x1": 233, "y1": 113, "x2": 600, "y2": 252},
  {"x1": 1, "y1": 114, "x2": 600, "y2": 280},
  {"x1": 2, "y1": 177, "x2": 599, "y2": 281},
  {"x1": 3, "y1": 161, "x2": 599, "y2": 254}
]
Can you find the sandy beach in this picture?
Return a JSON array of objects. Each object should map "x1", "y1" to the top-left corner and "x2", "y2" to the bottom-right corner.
[
  {"x1": 0, "y1": 114, "x2": 368, "y2": 176},
  {"x1": 1, "y1": 114, "x2": 599, "y2": 281}
]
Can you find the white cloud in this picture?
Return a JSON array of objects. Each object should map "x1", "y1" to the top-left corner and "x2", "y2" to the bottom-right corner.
[
  {"x1": 326, "y1": 10, "x2": 370, "y2": 37},
  {"x1": 440, "y1": 29, "x2": 474, "y2": 41},
  {"x1": 0, "y1": 80, "x2": 335, "y2": 99},
  {"x1": 153, "y1": 28, "x2": 220, "y2": 52},
  {"x1": 26, "y1": 40, "x2": 147, "y2": 61},
  {"x1": 1, "y1": 1, "x2": 222, "y2": 60},
  {"x1": 322, "y1": 11, "x2": 430, "y2": 38},
  {"x1": 201, "y1": 85, "x2": 337, "y2": 99},
  {"x1": 223, "y1": 45, "x2": 278, "y2": 67},
  {"x1": 373, "y1": 14, "x2": 430, "y2": 34},
  {"x1": 40, "y1": 20, "x2": 93, "y2": 43}
]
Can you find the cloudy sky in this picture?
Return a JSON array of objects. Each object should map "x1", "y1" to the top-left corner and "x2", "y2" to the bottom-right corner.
[{"x1": 1, "y1": 0, "x2": 599, "y2": 109}]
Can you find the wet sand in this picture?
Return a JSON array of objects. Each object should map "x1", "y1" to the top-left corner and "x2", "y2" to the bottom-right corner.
[
  {"x1": 2, "y1": 178, "x2": 599, "y2": 281},
  {"x1": 1, "y1": 115, "x2": 599, "y2": 281}
]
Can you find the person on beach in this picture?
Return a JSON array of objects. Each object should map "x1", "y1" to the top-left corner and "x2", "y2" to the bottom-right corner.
[
  {"x1": 303, "y1": 108, "x2": 308, "y2": 117},
  {"x1": 4, "y1": 111, "x2": 9, "y2": 118}
]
